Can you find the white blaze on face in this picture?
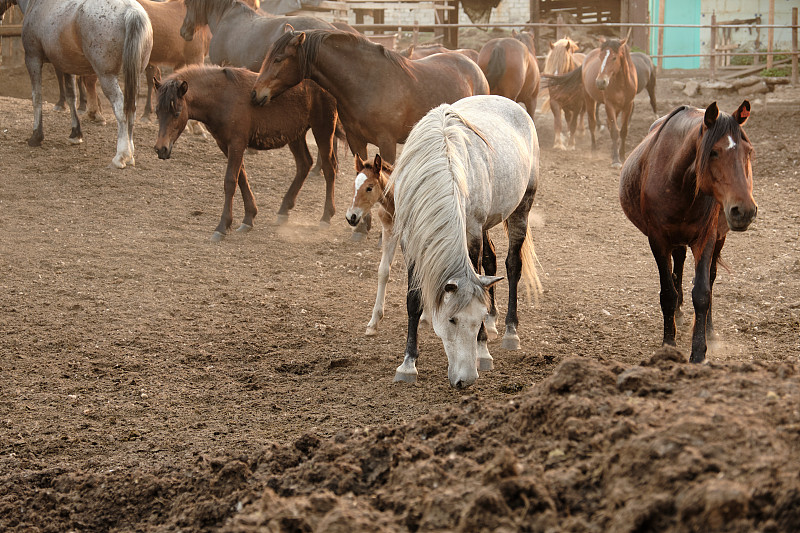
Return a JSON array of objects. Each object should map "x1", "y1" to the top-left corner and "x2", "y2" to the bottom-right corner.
[
  {"x1": 354, "y1": 172, "x2": 368, "y2": 193},
  {"x1": 726, "y1": 135, "x2": 736, "y2": 150},
  {"x1": 600, "y1": 50, "x2": 610, "y2": 72}
]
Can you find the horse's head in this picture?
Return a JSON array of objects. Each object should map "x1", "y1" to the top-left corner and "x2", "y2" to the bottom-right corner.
[
  {"x1": 545, "y1": 37, "x2": 580, "y2": 75},
  {"x1": 595, "y1": 37, "x2": 628, "y2": 90},
  {"x1": 180, "y1": 0, "x2": 207, "y2": 41},
  {"x1": 512, "y1": 29, "x2": 536, "y2": 55},
  {"x1": 153, "y1": 78, "x2": 190, "y2": 160},
  {"x1": 252, "y1": 28, "x2": 306, "y2": 105},
  {"x1": 433, "y1": 276, "x2": 502, "y2": 389},
  {"x1": 346, "y1": 154, "x2": 392, "y2": 227},
  {"x1": 696, "y1": 100, "x2": 757, "y2": 231}
]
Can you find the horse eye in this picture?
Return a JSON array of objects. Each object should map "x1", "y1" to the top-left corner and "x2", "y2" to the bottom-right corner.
[
  {"x1": 710, "y1": 150, "x2": 719, "y2": 159},
  {"x1": 366, "y1": 186, "x2": 373, "y2": 192},
  {"x1": 449, "y1": 318, "x2": 457, "y2": 325}
]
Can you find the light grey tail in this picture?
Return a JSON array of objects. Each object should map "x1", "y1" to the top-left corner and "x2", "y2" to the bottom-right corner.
[{"x1": 122, "y1": 8, "x2": 152, "y2": 121}]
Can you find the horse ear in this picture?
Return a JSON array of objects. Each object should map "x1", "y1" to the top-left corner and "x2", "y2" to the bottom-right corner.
[
  {"x1": 512, "y1": 29, "x2": 518, "y2": 37},
  {"x1": 153, "y1": 77, "x2": 161, "y2": 90},
  {"x1": 733, "y1": 100, "x2": 751, "y2": 126},
  {"x1": 479, "y1": 275, "x2": 503, "y2": 289},
  {"x1": 704, "y1": 102, "x2": 719, "y2": 129},
  {"x1": 355, "y1": 155, "x2": 365, "y2": 172},
  {"x1": 597, "y1": 35, "x2": 606, "y2": 44},
  {"x1": 178, "y1": 80, "x2": 188, "y2": 97},
  {"x1": 549, "y1": 41, "x2": 554, "y2": 50},
  {"x1": 621, "y1": 27, "x2": 632, "y2": 45},
  {"x1": 283, "y1": 23, "x2": 295, "y2": 33},
  {"x1": 444, "y1": 279, "x2": 459, "y2": 293},
  {"x1": 291, "y1": 32, "x2": 306, "y2": 47},
  {"x1": 373, "y1": 153, "x2": 382, "y2": 171}
]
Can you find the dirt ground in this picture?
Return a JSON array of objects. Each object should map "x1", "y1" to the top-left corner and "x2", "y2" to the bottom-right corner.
[{"x1": 1, "y1": 63, "x2": 799, "y2": 532}]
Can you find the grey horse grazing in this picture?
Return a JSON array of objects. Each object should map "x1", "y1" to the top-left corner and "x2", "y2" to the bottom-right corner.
[
  {"x1": 392, "y1": 95, "x2": 542, "y2": 388},
  {"x1": 0, "y1": 0, "x2": 152, "y2": 169}
]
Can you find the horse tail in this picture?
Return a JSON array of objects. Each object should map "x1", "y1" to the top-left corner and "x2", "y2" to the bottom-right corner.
[
  {"x1": 484, "y1": 46, "x2": 506, "y2": 89},
  {"x1": 647, "y1": 69, "x2": 658, "y2": 114},
  {"x1": 122, "y1": 6, "x2": 153, "y2": 120},
  {"x1": 505, "y1": 220, "x2": 543, "y2": 303}
]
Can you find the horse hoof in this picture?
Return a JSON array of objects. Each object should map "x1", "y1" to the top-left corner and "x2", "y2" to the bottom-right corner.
[
  {"x1": 276, "y1": 214, "x2": 289, "y2": 225},
  {"x1": 319, "y1": 220, "x2": 331, "y2": 229},
  {"x1": 502, "y1": 335, "x2": 521, "y2": 350},
  {"x1": 477, "y1": 357, "x2": 494, "y2": 371},
  {"x1": 393, "y1": 370, "x2": 417, "y2": 383},
  {"x1": 111, "y1": 157, "x2": 126, "y2": 169},
  {"x1": 211, "y1": 231, "x2": 226, "y2": 242},
  {"x1": 53, "y1": 104, "x2": 66, "y2": 111},
  {"x1": 365, "y1": 326, "x2": 378, "y2": 337},
  {"x1": 68, "y1": 136, "x2": 83, "y2": 145},
  {"x1": 27, "y1": 136, "x2": 43, "y2": 147},
  {"x1": 236, "y1": 223, "x2": 253, "y2": 234},
  {"x1": 611, "y1": 162, "x2": 623, "y2": 169},
  {"x1": 351, "y1": 231, "x2": 366, "y2": 242}
]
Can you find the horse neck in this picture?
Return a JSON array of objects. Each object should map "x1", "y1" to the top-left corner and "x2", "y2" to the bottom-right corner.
[
  {"x1": 180, "y1": 73, "x2": 225, "y2": 124},
  {"x1": 379, "y1": 173, "x2": 395, "y2": 215},
  {"x1": 615, "y1": 46, "x2": 636, "y2": 86},
  {"x1": 205, "y1": 1, "x2": 253, "y2": 34}
]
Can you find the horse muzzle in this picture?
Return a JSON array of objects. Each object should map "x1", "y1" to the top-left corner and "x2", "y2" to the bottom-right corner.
[
  {"x1": 725, "y1": 203, "x2": 757, "y2": 232},
  {"x1": 595, "y1": 77, "x2": 609, "y2": 90},
  {"x1": 251, "y1": 89, "x2": 271, "y2": 107},
  {"x1": 154, "y1": 144, "x2": 172, "y2": 160},
  {"x1": 345, "y1": 209, "x2": 362, "y2": 227},
  {"x1": 179, "y1": 26, "x2": 194, "y2": 42}
]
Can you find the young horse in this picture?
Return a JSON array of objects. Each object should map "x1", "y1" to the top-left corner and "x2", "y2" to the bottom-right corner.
[
  {"x1": 179, "y1": 0, "x2": 336, "y2": 72},
  {"x1": 400, "y1": 43, "x2": 479, "y2": 63},
  {"x1": 1, "y1": 0, "x2": 152, "y2": 168},
  {"x1": 345, "y1": 154, "x2": 398, "y2": 336},
  {"x1": 477, "y1": 30, "x2": 540, "y2": 123},
  {"x1": 251, "y1": 28, "x2": 489, "y2": 165},
  {"x1": 392, "y1": 95, "x2": 541, "y2": 388},
  {"x1": 542, "y1": 37, "x2": 583, "y2": 150},
  {"x1": 620, "y1": 101, "x2": 757, "y2": 364},
  {"x1": 582, "y1": 36, "x2": 638, "y2": 168},
  {"x1": 153, "y1": 66, "x2": 338, "y2": 241}
]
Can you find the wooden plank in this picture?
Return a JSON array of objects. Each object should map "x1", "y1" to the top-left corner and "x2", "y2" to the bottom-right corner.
[
  {"x1": 349, "y1": 2, "x2": 453, "y2": 8},
  {"x1": 0, "y1": 24, "x2": 23, "y2": 37},
  {"x1": 719, "y1": 57, "x2": 790, "y2": 79}
]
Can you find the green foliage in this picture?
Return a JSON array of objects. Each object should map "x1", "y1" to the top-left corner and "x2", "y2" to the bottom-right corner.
[
  {"x1": 760, "y1": 66, "x2": 791, "y2": 77},
  {"x1": 730, "y1": 54, "x2": 753, "y2": 66}
]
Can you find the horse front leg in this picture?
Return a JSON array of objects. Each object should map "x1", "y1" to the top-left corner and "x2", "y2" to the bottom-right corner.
[
  {"x1": 606, "y1": 104, "x2": 622, "y2": 168},
  {"x1": 61, "y1": 74, "x2": 83, "y2": 145},
  {"x1": 689, "y1": 235, "x2": 718, "y2": 363},
  {"x1": 482, "y1": 232, "x2": 499, "y2": 340},
  {"x1": 619, "y1": 100, "x2": 635, "y2": 162},
  {"x1": 311, "y1": 122, "x2": 338, "y2": 226},
  {"x1": 277, "y1": 137, "x2": 313, "y2": 225},
  {"x1": 672, "y1": 246, "x2": 687, "y2": 326},
  {"x1": 395, "y1": 264, "x2": 423, "y2": 383},
  {"x1": 83, "y1": 76, "x2": 105, "y2": 124},
  {"x1": 468, "y1": 235, "x2": 493, "y2": 371},
  {"x1": 649, "y1": 237, "x2": 678, "y2": 348},
  {"x1": 25, "y1": 55, "x2": 45, "y2": 147},
  {"x1": 585, "y1": 96, "x2": 597, "y2": 151},
  {"x1": 366, "y1": 219, "x2": 397, "y2": 336},
  {"x1": 211, "y1": 145, "x2": 244, "y2": 242},
  {"x1": 235, "y1": 163, "x2": 258, "y2": 234},
  {"x1": 706, "y1": 236, "x2": 726, "y2": 344},
  {"x1": 551, "y1": 101, "x2": 565, "y2": 150},
  {"x1": 54, "y1": 69, "x2": 67, "y2": 111}
]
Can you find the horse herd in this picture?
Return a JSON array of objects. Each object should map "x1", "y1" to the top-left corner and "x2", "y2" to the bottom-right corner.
[{"x1": 1, "y1": 0, "x2": 758, "y2": 386}]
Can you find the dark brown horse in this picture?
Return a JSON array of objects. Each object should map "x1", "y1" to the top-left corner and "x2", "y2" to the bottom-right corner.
[
  {"x1": 581, "y1": 36, "x2": 638, "y2": 167},
  {"x1": 620, "y1": 101, "x2": 757, "y2": 363},
  {"x1": 251, "y1": 28, "x2": 489, "y2": 164},
  {"x1": 153, "y1": 65, "x2": 339, "y2": 241},
  {"x1": 477, "y1": 30, "x2": 540, "y2": 123},
  {"x1": 400, "y1": 43, "x2": 479, "y2": 63},
  {"x1": 631, "y1": 51, "x2": 658, "y2": 115}
]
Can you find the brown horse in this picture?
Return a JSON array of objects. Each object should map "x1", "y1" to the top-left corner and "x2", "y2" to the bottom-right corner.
[
  {"x1": 477, "y1": 30, "x2": 540, "y2": 123},
  {"x1": 251, "y1": 28, "x2": 489, "y2": 164},
  {"x1": 582, "y1": 36, "x2": 638, "y2": 167},
  {"x1": 153, "y1": 65, "x2": 339, "y2": 241},
  {"x1": 400, "y1": 43, "x2": 479, "y2": 63},
  {"x1": 541, "y1": 37, "x2": 583, "y2": 149},
  {"x1": 620, "y1": 101, "x2": 757, "y2": 363},
  {"x1": 631, "y1": 51, "x2": 658, "y2": 115}
]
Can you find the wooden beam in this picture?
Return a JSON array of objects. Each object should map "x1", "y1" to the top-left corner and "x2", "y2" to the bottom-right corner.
[{"x1": 0, "y1": 24, "x2": 23, "y2": 37}]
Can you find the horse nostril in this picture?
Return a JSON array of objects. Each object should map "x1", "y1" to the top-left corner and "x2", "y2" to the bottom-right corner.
[{"x1": 730, "y1": 205, "x2": 741, "y2": 218}]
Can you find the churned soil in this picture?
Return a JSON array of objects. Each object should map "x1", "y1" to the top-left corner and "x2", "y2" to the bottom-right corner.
[{"x1": 1, "y1": 63, "x2": 799, "y2": 531}]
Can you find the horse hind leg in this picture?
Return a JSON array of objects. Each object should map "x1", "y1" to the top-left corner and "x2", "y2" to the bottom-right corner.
[
  {"x1": 395, "y1": 265, "x2": 423, "y2": 383},
  {"x1": 83, "y1": 76, "x2": 106, "y2": 125},
  {"x1": 235, "y1": 164, "x2": 258, "y2": 234},
  {"x1": 671, "y1": 246, "x2": 687, "y2": 326},
  {"x1": 97, "y1": 74, "x2": 133, "y2": 168},
  {"x1": 54, "y1": 69, "x2": 67, "y2": 111},
  {"x1": 482, "y1": 232, "x2": 499, "y2": 340},
  {"x1": 25, "y1": 55, "x2": 46, "y2": 147},
  {"x1": 502, "y1": 195, "x2": 535, "y2": 351},
  {"x1": 650, "y1": 238, "x2": 679, "y2": 348},
  {"x1": 277, "y1": 137, "x2": 314, "y2": 225},
  {"x1": 63, "y1": 75, "x2": 84, "y2": 144}
]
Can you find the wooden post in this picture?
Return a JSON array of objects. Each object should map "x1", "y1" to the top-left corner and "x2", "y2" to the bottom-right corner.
[
  {"x1": 710, "y1": 13, "x2": 716, "y2": 79},
  {"x1": 793, "y1": 7, "x2": 798, "y2": 86},
  {"x1": 556, "y1": 13, "x2": 563, "y2": 41},
  {"x1": 767, "y1": 0, "x2": 774, "y2": 69},
  {"x1": 530, "y1": 0, "x2": 540, "y2": 61},
  {"x1": 657, "y1": 0, "x2": 665, "y2": 72}
]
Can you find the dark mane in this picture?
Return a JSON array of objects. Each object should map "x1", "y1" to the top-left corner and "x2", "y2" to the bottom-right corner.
[
  {"x1": 271, "y1": 29, "x2": 412, "y2": 77},
  {"x1": 698, "y1": 112, "x2": 746, "y2": 176},
  {"x1": 542, "y1": 64, "x2": 583, "y2": 92},
  {"x1": 600, "y1": 38, "x2": 622, "y2": 53},
  {"x1": 157, "y1": 65, "x2": 251, "y2": 111},
  {"x1": 188, "y1": 0, "x2": 256, "y2": 16}
]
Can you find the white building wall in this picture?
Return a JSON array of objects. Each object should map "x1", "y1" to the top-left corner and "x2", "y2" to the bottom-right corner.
[
  {"x1": 699, "y1": 0, "x2": 795, "y2": 57},
  {"x1": 347, "y1": 0, "x2": 531, "y2": 28}
]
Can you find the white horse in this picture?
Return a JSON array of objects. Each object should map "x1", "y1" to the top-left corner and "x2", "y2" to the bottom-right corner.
[
  {"x1": 1, "y1": 0, "x2": 152, "y2": 168},
  {"x1": 392, "y1": 95, "x2": 541, "y2": 388}
]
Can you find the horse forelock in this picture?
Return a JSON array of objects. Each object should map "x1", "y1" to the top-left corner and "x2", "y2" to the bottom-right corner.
[
  {"x1": 393, "y1": 105, "x2": 486, "y2": 314},
  {"x1": 697, "y1": 112, "x2": 745, "y2": 182}
]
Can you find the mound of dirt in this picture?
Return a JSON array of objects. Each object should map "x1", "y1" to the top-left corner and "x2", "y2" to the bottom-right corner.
[{"x1": 3, "y1": 355, "x2": 798, "y2": 532}]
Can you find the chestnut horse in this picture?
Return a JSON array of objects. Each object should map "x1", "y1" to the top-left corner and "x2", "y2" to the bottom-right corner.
[
  {"x1": 179, "y1": 0, "x2": 336, "y2": 72},
  {"x1": 1, "y1": 0, "x2": 152, "y2": 169},
  {"x1": 477, "y1": 30, "x2": 540, "y2": 123},
  {"x1": 153, "y1": 66, "x2": 338, "y2": 241},
  {"x1": 582, "y1": 36, "x2": 638, "y2": 167},
  {"x1": 252, "y1": 28, "x2": 489, "y2": 164},
  {"x1": 620, "y1": 101, "x2": 757, "y2": 363},
  {"x1": 344, "y1": 154, "x2": 398, "y2": 336},
  {"x1": 400, "y1": 43, "x2": 479, "y2": 63},
  {"x1": 542, "y1": 37, "x2": 584, "y2": 150}
]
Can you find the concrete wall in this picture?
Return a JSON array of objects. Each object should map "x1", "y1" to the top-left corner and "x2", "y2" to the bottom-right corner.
[{"x1": 346, "y1": 0, "x2": 531, "y2": 28}]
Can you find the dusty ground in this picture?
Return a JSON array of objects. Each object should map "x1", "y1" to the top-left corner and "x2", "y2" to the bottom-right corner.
[{"x1": 1, "y1": 63, "x2": 799, "y2": 532}]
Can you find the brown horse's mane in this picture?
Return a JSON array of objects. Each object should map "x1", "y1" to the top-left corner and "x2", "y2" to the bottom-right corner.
[
  {"x1": 187, "y1": 0, "x2": 256, "y2": 18},
  {"x1": 272, "y1": 29, "x2": 412, "y2": 77},
  {"x1": 157, "y1": 65, "x2": 250, "y2": 110}
]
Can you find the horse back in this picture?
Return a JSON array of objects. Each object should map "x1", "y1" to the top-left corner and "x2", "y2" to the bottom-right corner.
[
  {"x1": 631, "y1": 52, "x2": 655, "y2": 94},
  {"x1": 413, "y1": 52, "x2": 490, "y2": 100}
]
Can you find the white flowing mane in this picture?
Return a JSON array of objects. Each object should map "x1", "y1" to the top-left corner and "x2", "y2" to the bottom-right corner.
[{"x1": 392, "y1": 104, "x2": 489, "y2": 314}]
